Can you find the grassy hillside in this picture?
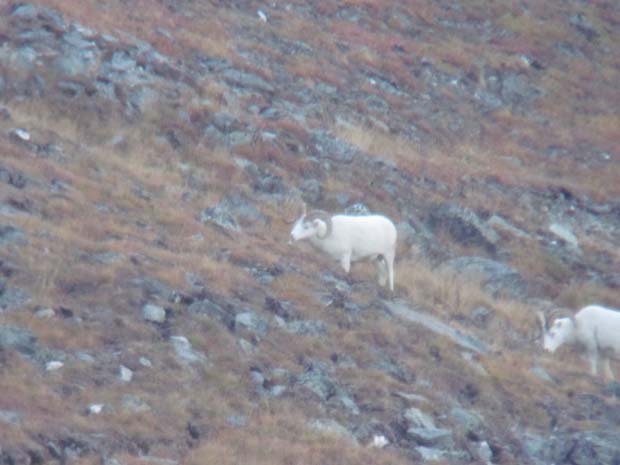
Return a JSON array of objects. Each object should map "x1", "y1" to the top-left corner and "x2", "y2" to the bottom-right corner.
[{"x1": 0, "y1": 1, "x2": 619, "y2": 464}]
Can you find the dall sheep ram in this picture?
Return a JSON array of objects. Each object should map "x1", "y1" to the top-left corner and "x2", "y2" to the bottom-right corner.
[
  {"x1": 539, "y1": 304, "x2": 620, "y2": 379},
  {"x1": 288, "y1": 203, "x2": 397, "y2": 291}
]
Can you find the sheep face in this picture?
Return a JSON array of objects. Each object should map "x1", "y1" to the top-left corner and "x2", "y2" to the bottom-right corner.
[
  {"x1": 543, "y1": 317, "x2": 575, "y2": 352},
  {"x1": 289, "y1": 214, "x2": 329, "y2": 242}
]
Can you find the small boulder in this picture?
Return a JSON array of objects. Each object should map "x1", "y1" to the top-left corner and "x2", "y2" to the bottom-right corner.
[{"x1": 142, "y1": 303, "x2": 166, "y2": 323}]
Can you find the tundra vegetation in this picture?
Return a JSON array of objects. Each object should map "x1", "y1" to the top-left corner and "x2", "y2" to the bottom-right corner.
[{"x1": 0, "y1": 1, "x2": 619, "y2": 464}]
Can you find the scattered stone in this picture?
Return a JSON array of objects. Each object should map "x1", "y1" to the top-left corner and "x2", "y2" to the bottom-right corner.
[
  {"x1": 478, "y1": 440, "x2": 493, "y2": 464},
  {"x1": 438, "y1": 256, "x2": 529, "y2": 299},
  {"x1": 386, "y1": 301, "x2": 489, "y2": 354},
  {"x1": 170, "y1": 335, "x2": 209, "y2": 366},
  {"x1": 45, "y1": 360, "x2": 64, "y2": 371},
  {"x1": 428, "y1": 203, "x2": 499, "y2": 252},
  {"x1": 368, "y1": 434, "x2": 389, "y2": 448},
  {"x1": 139, "y1": 357, "x2": 152, "y2": 368},
  {"x1": 405, "y1": 407, "x2": 453, "y2": 447},
  {"x1": 285, "y1": 319, "x2": 328, "y2": 337},
  {"x1": 0, "y1": 410, "x2": 22, "y2": 426},
  {"x1": 35, "y1": 307, "x2": 55, "y2": 318},
  {"x1": 226, "y1": 414, "x2": 247, "y2": 428},
  {"x1": 0, "y1": 285, "x2": 31, "y2": 311},
  {"x1": 0, "y1": 326, "x2": 37, "y2": 356},
  {"x1": 119, "y1": 365, "x2": 133, "y2": 383},
  {"x1": 234, "y1": 312, "x2": 269, "y2": 337},
  {"x1": 87, "y1": 404, "x2": 105, "y2": 415},
  {"x1": 0, "y1": 225, "x2": 28, "y2": 247},
  {"x1": 549, "y1": 223, "x2": 579, "y2": 249},
  {"x1": 142, "y1": 303, "x2": 166, "y2": 323},
  {"x1": 12, "y1": 128, "x2": 31, "y2": 141}
]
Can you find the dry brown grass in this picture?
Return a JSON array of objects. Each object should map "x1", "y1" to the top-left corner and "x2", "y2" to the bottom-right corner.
[{"x1": 185, "y1": 402, "x2": 410, "y2": 465}]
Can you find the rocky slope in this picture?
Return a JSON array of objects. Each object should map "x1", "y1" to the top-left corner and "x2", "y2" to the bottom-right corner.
[{"x1": 0, "y1": 1, "x2": 619, "y2": 464}]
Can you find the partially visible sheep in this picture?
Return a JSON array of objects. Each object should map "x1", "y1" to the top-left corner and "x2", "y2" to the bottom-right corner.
[
  {"x1": 288, "y1": 203, "x2": 397, "y2": 291},
  {"x1": 539, "y1": 304, "x2": 620, "y2": 379}
]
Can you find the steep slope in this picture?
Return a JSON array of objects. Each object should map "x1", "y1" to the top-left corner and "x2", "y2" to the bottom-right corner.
[{"x1": 0, "y1": 1, "x2": 619, "y2": 464}]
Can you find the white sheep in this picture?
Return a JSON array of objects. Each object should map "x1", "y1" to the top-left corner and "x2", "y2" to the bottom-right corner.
[
  {"x1": 539, "y1": 304, "x2": 620, "y2": 379},
  {"x1": 288, "y1": 203, "x2": 397, "y2": 291}
]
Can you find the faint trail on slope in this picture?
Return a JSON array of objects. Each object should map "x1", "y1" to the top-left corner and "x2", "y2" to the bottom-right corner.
[{"x1": 385, "y1": 300, "x2": 489, "y2": 355}]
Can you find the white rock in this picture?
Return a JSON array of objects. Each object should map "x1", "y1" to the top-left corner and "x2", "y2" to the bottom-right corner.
[
  {"x1": 478, "y1": 440, "x2": 493, "y2": 464},
  {"x1": 35, "y1": 308, "x2": 55, "y2": 318},
  {"x1": 46, "y1": 361, "x2": 64, "y2": 371},
  {"x1": 13, "y1": 128, "x2": 31, "y2": 141},
  {"x1": 369, "y1": 434, "x2": 389, "y2": 448},
  {"x1": 119, "y1": 365, "x2": 133, "y2": 382},
  {"x1": 142, "y1": 303, "x2": 166, "y2": 323},
  {"x1": 88, "y1": 404, "x2": 105, "y2": 415},
  {"x1": 139, "y1": 357, "x2": 152, "y2": 368},
  {"x1": 549, "y1": 223, "x2": 579, "y2": 249},
  {"x1": 257, "y1": 9, "x2": 267, "y2": 22}
]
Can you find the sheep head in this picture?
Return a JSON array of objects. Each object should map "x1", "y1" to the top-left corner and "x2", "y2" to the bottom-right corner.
[
  {"x1": 289, "y1": 209, "x2": 333, "y2": 242},
  {"x1": 542, "y1": 314, "x2": 576, "y2": 352}
]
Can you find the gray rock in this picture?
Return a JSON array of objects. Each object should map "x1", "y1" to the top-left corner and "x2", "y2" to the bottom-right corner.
[
  {"x1": 309, "y1": 130, "x2": 359, "y2": 163},
  {"x1": 416, "y1": 446, "x2": 448, "y2": 461},
  {"x1": 222, "y1": 69, "x2": 274, "y2": 93},
  {"x1": 53, "y1": 48, "x2": 98, "y2": 77},
  {"x1": 119, "y1": 365, "x2": 133, "y2": 383},
  {"x1": 200, "y1": 194, "x2": 268, "y2": 232},
  {"x1": 130, "y1": 276, "x2": 173, "y2": 300},
  {"x1": 10, "y1": 4, "x2": 41, "y2": 19},
  {"x1": 438, "y1": 256, "x2": 529, "y2": 299},
  {"x1": 0, "y1": 165, "x2": 27, "y2": 189},
  {"x1": 386, "y1": 301, "x2": 489, "y2": 354},
  {"x1": 226, "y1": 414, "x2": 247, "y2": 428},
  {"x1": 35, "y1": 307, "x2": 55, "y2": 318},
  {"x1": 142, "y1": 303, "x2": 166, "y2": 323},
  {"x1": 523, "y1": 430, "x2": 620, "y2": 465},
  {"x1": 170, "y1": 336, "x2": 209, "y2": 366},
  {"x1": 234, "y1": 312, "x2": 269, "y2": 337},
  {"x1": 0, "y1": 225, "x2": 28, "y2": 247},
  {"x1": 500, "y1": 72, "x2": 540, "y2": 106},
  {"x1": 450, "y1": 407, "x2": 484, "y2": 436},
  {"x1": 0, "y1": 410, "x2": 22, "y2": 426},
  {"x1": 187, "y1": 297, "x2": 233, "y2": 329},
  {"x1": 0, "y1": 286, "x2": 31, "y2": 311},
  {"x1": 428, "y1": 203, "x2": 499, "y2": 251},
  {"x1": 0, "y1": 326, "x2": 37, "y2": 356},
  {"x1": 300, "y1": 178, "x2": 322, "y2": 204},
  {"x1": 549, "y1": 223, "x2": 579, "y2": 249},
  {"x1": 269, "y1": 385, "x2": 287, "y2": 397},
  {"x1": 285, "y1": 320, "x2": 328, "y2": 337},
  {"x1": 296, "y1": 361, "x2": 336, "y2": 401},
  {"x1": 344, "y1": 202, "x2": 372, "y2": 215},
  {"x1": 405, "y1": 407, "x2": 453, "y2": 448}
]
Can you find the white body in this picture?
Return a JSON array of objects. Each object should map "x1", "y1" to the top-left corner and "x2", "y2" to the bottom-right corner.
[
  {"x1": 542, "y1": 304, "x2": 620, "y2": 379},
  {"x1": 290, "y1": 213, "x2": 397, "y2": 291}
]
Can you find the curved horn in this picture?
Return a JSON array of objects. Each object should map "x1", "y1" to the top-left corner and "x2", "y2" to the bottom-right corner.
[{"x1": 306, "y1": 210, "x2": 332, "y2": 238}]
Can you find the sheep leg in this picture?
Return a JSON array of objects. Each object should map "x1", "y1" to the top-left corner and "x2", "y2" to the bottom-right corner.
[
  {"x1": 384, "y1": 251, "x2": 395, "y2": 292},
  {"x1": 340, "y1": 253, "x2": 351, "y2": 274},
  {"x1": 375, "y1": 258, "x2": 387, "y2": 287},
  {"x1": 603, "y1": 358, "x2": 615, "y2": 380},
  {"x1": 586, "y1": 349, "x2": 599, "y2": 376}
]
